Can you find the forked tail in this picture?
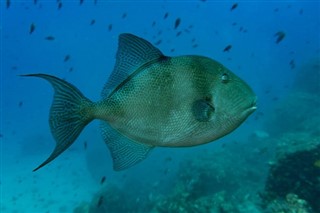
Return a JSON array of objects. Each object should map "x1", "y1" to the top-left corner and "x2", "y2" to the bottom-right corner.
[{"x1": 21, "y1": 74, "x2": 95, "y2": 171}]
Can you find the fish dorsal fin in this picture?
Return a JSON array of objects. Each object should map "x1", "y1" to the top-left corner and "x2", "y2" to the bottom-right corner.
[{"x1": 101, "y1": 33, "x2": 164, "y2": 98}]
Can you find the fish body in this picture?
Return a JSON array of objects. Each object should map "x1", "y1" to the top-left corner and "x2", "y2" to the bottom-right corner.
[{"x1": 22, "y1": 33, "x2": 256, "y2": 171}]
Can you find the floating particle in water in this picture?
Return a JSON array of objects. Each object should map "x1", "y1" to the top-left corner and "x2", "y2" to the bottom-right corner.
[
  {"x1": 230, "y1": 3, "x2": 238, "y2": 11},
  {"x1": 192, "y1": 44, "x2": 198, "y2": 48},
  {"x1": 29, "y1": 23, "x2": 36, "y2": 34},
  {"x1": 274, "y1": 31, "x2": 285, "y2": 44},
  {"x1": 45, "y1": 36, "x2": 55, "y2": 40},
  {"x1": 122, "y1": 13, "x2": 127, "y2": 19},
  {"x1": 90, "y1": 19, "x2": 96, "y2": 25},
  {"x1": 18, "y1": 101, "x2": 23, "y2": 108},
  {"x1": 34, "y1": 0, "x2": 37, "y2": 5},
  {"x1": 174, "y1": 18, "x2": 181, "y2": 29},
  {"x1": 100, "y1": 176, "x2": 106, "y2": 185},
  {"x1": 176, "y1": 31, "x2": 182, "y2": 37},
  {"x1": 108, "y1": 24, "x2": 112, "y2": 32},
  {"x1": 64, "y1": 55, "x2": 70, "y2": 62},
  {"x1": 163, "y1": 12, "x2": 169, "y2": 19},
  {"x1": 79, "y1": 0, "x2": 84, "y2": 5},
  {"x1": 299, "y1": 9, "x2": 303, "y2": 15},
  {"x1": 223, "y1": 45, "x2": 232, "y2": 52},
  {"x1": 170, "y1": 48, "x2": 175, "y2": 52},
  {"x1": 94, "y1": 0, "x2": 97, "y2": 5}
]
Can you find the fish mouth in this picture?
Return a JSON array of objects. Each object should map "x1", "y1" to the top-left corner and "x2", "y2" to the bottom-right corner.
[{"x1": 245, "y1": 97, "x2": 257, "y2": 114}]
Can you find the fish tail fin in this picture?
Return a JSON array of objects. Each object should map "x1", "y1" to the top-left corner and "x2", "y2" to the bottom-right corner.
[{"x1": 21, "y1": 74, "x2": 95, "y2": 171}]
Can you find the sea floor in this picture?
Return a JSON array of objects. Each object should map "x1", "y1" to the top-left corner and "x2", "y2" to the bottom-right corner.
[{"x1": 1, "y1": 150, "x2": 99, "y2": 213}]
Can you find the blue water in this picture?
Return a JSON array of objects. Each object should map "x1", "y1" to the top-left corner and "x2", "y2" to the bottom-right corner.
[{"x1": 2, "y1": 1, "x2": 320, "y2": 213}]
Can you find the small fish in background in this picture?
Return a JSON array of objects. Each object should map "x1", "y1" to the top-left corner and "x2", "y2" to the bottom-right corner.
[
  {"x1": 100, "y1": 176, "x2": 106, "y2": 185},
  {"x1": 274, "y1": 8, "x2": 279, "y2": 12},
  {"x1": 230, "y1": 3, "x2": 238, "y2": 11},
  {"x1": 94, "y1": 0, "x2": 97, "y2": 5},
  {"x1": 0, "y1": 133, "x2": 3, "y2": 138},
  {"x1": 108, "y1": 24, "x2": 113, "y2": 32},
  {"x1": 97, "y1": 196, "x2": 104, "y2": 207},
  {"x1": 18, "y1": 101, "x2": 23, "y2": 108},
  {"x1": 57, "y1": 1, "x2": 62, "y2": 9},
  {"x1": 34, "y1": 0, "x2": 37, "y2": 5},
  {"x1": 164, "y1": 156, "x2": 172, "y2": 162},
  {"x1": 163, "y1": 12, "x2": 169, "y2": 19},
  {"x1": 223, "y1": 45, "x2": 232, "y2": 52},
  {"x1": 29, "y1": 23, "x2": 36, "y2": 34},
  {"x1": 289, "y1": 59, "x2": 295, "y2": 69},
  {"x1": 174, "y1": 18, "x2": 181, "y2": 30},
  {"x1": 154, "y1": 40, "x2": 162, "y2": 45},
  {"x1": 45, "y1": 36, "x2": 55, "y2": 41},
  {"x1": 152, "y1": 21, "x2": 156, "y2": 27},
  {"x1": 170, "y1": 48, "x2": 175, "y2": 52},
  {"x1": 79, "y1": 0, "x2": 84, "y2": 5},
  {"x1": 6, "y1": 0, "x2": 10, "y2": 9},
  {"x1": 176, "y1": 31, "x2": 182, "y2": 37},
  {"x1": 299, "y1": 9, "x2": 303, "y2": 15},
  {"x1": 64, "y1": 55, "x2": 70, "y2": 62},
  {"x1": 69, "y1": 67, "x2": 74, "y2": 72},
  {"x1": 90, "y1": 19, "x2": 96, "y2": 26},
  {"x1": 274, "y1": 31, "x2": 285, "y2": 44},
  {"x1": 122, "y1": 12, "x2": 127, "y2": 19},
  {"x1": 83, "y1": 141, "x2": 87, "y2": 150},
  {"x1": 192, "y1": 43, "x2": 198, "y2": 48}
]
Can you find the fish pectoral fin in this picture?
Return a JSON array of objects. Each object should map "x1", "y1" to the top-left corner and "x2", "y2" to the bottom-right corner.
[
  {"x1": 100, "y1": 121, "x2": 153, "y2": 171},
  {"x1": 192, "y1": 98, "x2": 215, "y2": 122}
]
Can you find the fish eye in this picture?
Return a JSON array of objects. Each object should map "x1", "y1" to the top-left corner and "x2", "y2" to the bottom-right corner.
[{"x1": 221, "y1": 73, "x2": 229, "y2": 83}]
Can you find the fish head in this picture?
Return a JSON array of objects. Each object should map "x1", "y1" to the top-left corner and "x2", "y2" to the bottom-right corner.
[{"x1": 202, "y1": 62, "x2": 257, "y2": 139}]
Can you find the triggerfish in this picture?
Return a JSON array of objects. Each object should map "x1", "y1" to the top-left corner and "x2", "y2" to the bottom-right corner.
[{"x1": 22, "y1": 33, "x2": 257, "y2": 171}]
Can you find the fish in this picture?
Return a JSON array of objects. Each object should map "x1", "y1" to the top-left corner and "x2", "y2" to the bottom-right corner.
[
  {"x1": 90, "y1": 19, "x2": 95, "y2": 25},
  {"x1": 100, "y1": 176, "x2": 106, "y2": 184},
  {"x1": 57, "y1": 2, "x2": 62, "y2": 9},
  {"x1": 6, "y1": 0, "x2": 10, "y2": 9},
  {"x1": 79, "y1": 0, "x2": 83, "y2": 5},
  {"x1": 163, "y1": 12, "x2": 169, "y2": 19},
  {"x1": 84, "y1": 141, "x2": 87, "y2": 150},
  {"x1": 29, "y1": 23, "x2": 36, "y2": 34},
  {"x1": 122, "y1": 13, "x2": 127, "y2": 19},
  {"x1": 274, "y1": 31, "x2": 285, "y2": 44},
  {"x1": 64, "y1": 55, "x2": 70, "y2": 62},
  {"x1": 22, "y1": 33, "x2": 257, "y2": 171},
  {"x1": 45, "y1": 36, "x2": 55, "y2": 40},
  {"x1": 174, "y1": 18, "x2": 181, "y2": 29},
  {"x1": 97, "y1": 196, "x2": 103, "y2": 207},
  {"x1": 230, "y1": 3, "x2": 238, "y2": 11},
  {"x1": 108, "y1": 24, "x2": 112, "y2": 32},
  {"x1": 223, "y1": 45, "x2": 232, "y2": 52}
]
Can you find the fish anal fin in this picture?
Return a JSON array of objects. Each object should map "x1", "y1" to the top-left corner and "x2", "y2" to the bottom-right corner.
[{"x1": 100, "y1": 121, "x2": 153, "y2": 171}]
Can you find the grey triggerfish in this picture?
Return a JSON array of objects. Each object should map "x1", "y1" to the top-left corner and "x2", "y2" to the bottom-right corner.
[{"x1": 22, "y1": 33, "x2": 257, "y2": 171}]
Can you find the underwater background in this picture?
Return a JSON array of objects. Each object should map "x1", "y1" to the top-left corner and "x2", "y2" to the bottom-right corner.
[{"x1": 1, "y1": 1, "x2": 320, "y2": 213}]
